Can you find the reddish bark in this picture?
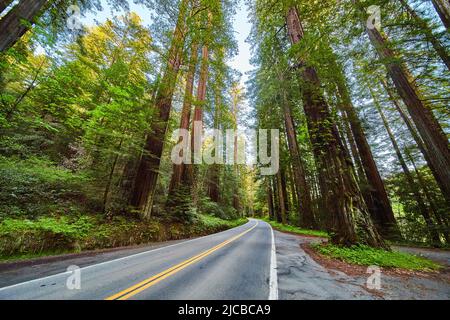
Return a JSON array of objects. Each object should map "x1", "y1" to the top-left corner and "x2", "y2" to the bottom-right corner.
[
  {"x1": 130, "y1": 0, "x2": 188, "y2": 218},
  {"x1": 168, "y1": 43, "x2": 199, "y2": 195},
  {"x1": 335, "y1": 73, "x2": 401, "y2": 240},
  {"x1": 286, "y1": 6, "x2": 386, "y2": 247},
  {"x1": 431, "y1": 0, "x2": 450, "y2": 30},
  {"x1": 280, "y1": 76, "x2": 316, "y2": 228},
  {"x1": 0, "y1": 0, "x2": 48, "y2": 52}
]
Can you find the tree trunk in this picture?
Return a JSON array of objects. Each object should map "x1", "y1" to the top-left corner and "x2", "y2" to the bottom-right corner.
[
  {"x1": 279, "y1": 75, "x2": 316, "y2": 228},
  {"x1": 276, "y1": 170, "x2": 287, "y2": 224},
  {"x1": 168, "y1": 42, "x2": 199, "y2": 196},
  {"x1": 102, "y1": 138, "x2": 124, "y2": 214},
  {"x1": 272, "y1": 176, "x2": 282, "y2": 223},
  {"x1": 207, "y1": 89, "x2": 221, "y2": 202},
  {"x1": 431, "y1": 0, "x2": 450, "y2": 30},
  {"x1": 287, "y1": 164, "x2": 299, "y2": 216},
  {"x1": 0, "y1": 0, "x2": 48, "y2": 52},
  {"x1": 365, "y1": 18, "x2": 450, "y2": 206},
  {"x1": 373, "y1": 92, "x2": 440, "y2": 246},
  {"x1": 342, "y1": 111, "x2": 365, "y2": 183},
  {"x1": 399, "y1": 0, "x2": 450, "y2": 70},
  {"x1": 187, "y1": 44, "x2": 209, "y2": 207},
  {"x1": 286, "y1": 6, "x2": 386, "y2": 248},
  {"x1": 267, "y1": 178, "x2": 275, "y2": 219},
  {"x1": 334, "y1": 65, "x2": 400, "y2": 240},
  {"x1": 130, "y1": 0, "x2": 188, "y2": 218}
]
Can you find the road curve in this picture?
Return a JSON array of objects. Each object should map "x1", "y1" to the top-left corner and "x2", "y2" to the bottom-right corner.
[{"x1": 0, "y1": 219, "x2": 276, "y2": 300}]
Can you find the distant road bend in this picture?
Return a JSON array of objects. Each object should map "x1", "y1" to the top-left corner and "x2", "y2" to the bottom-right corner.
[{"x1": 0, "y1": 219, "x2": 278, "y2": 300}]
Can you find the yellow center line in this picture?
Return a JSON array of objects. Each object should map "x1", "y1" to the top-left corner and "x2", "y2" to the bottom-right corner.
[{"x1": 105, "y1": 221, "x2": 259, "y2": 300}]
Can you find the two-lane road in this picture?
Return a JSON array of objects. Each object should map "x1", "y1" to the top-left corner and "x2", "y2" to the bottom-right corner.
[{"x1": 0, "y1": 219, "x2": 278, "y2": 300}]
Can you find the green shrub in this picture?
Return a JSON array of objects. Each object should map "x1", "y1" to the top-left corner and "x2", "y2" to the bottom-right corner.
[
  {"x1": 0, "y1": 156, "x2": 90, "y2": 219},
  {"x1": 0, "y1": 216, "x2": 95, "y2": 256},
  {"x1": 198, "y1": 197, "x2": 226, "y2": 219},
  {"x1": 0, "y1": 213, "x2": 248, "y2": 260},
  {"x1": 312, "y1": 243, "x2": 441, "y2": 271},
  {"x1": 262, "y1": 217, "x2": 328, "y2": 238}
]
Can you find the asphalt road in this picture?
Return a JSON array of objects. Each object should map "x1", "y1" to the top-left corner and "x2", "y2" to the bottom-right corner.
[{"x1": 0, "y1": 219, "x2": 277, "y2": 300}]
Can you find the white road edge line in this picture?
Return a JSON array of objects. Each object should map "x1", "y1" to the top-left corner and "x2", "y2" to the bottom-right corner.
[
  {"x1": 268, "y1": 223, "x2": 278, "y2": 300},
  {"x1": 0, "y1": 220, "x2": 255, "y2": 292}
]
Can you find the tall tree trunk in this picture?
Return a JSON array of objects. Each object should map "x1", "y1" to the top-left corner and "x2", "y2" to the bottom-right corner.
[
  {"x1": 130, "y1": 0, "x2": 188, "y2": 218},
  {"x1": 399, "y1": 0, "x2": 450, "y2": 70},
  {"x1": 287, "y1": 164, "x2": 299, "y2": 216},
  {"x1": 231, "y1": 84, "x2": 241, "y2": 213},
  {"x1": 334, "y1": 63, "x2": 401, "y2": 240},
  {"x1": 272, "y1": 176, "x2": 282, "y2": 223},
  {"x1": 0, "y1": 0, "x2": 48, "y2": 52},
  {"x1": 431, "y1": 0, "x2": 450, "y2": 30},
  {"x1": 373, "y1": 92, "x2": 440, "y2": 245},
  {"x1": 276, "y1": 170, "x2": 287, "y2": 224},
  {"x1": 0, "y1": 0, "x2": 13, "y2": 15},
  {"x1": 363, "y1": 9, "x2": 450, "y2": 206},
  {"x1": 342, "y1": 111, "x2": 365, "y2": 183},
  {"x1": 279, "y1": 74, "x2": 316, "y2": 228},
  {"x1": 207, "y1": 89, "x2": 221, "y2": 202},
  {"x1": 286, "y1": 6, "x2": 386, "y2": 248},
  {"x1": 187, "y1": 44, "x2": 209, "y2": 207},
  {"x1": 102, "y1": 138, "x2": 124, "y2": 214},
  {"x1": 168, "y1": 42, "x2": 199, "y2": 195},
  {"x1": 267, "y1": 178, "x2": 275, "y2": 219},
  {"x1": 281, "y1": 167, "x2": 290, "y2": 218}
]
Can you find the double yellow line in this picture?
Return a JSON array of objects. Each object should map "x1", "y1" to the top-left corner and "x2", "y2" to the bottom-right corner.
[{"x1": 105, "y1": 221, "x2": 258, "y2": 300}]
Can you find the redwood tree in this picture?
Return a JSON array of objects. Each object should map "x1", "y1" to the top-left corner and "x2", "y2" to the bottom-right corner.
[
  {"x1": 286, "y1": 6, "x2": 386, "y2": 247},
  {"x1": 130, "y1": 0, "x2": 189, "y2": 218}
]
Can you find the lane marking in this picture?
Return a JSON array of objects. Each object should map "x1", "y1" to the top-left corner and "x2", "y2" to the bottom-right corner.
[
  {"x1": 0, "y1": 220, "x2": 253, "y2": 292},
  {"x1": 268, "y1": 223, "x2": 278, "y2": 300},
  {"x1": 105, "y1": 221, "x2": 259, "y2": 300}
]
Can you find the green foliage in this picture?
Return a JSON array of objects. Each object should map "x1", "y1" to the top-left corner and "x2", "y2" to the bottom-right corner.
[
  {"x1": 198, "y1": 197, "x2": 226, "y2": 218},
  {"x1": 262, "y1": 217, "x2": 329, "y2": 238},
  {"x1": 196, "y1": 214, "x2": 247, "y2": 231},
  {"x1": 0, "y1": 156, "x2": 90, "y2": 219},
  {"x1": 0, "y1": 213, "x2": 247, "y2": 261},
  {"x1": 312, "y1": 243, "x2": 442, "y2": 271}
]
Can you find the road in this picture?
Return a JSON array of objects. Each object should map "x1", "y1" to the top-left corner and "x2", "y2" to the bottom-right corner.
[
  {"x1": 0, "y1": 219, "x2": 277, "y2": 300},
  {"x1": 1, "y1": 218, "x2": 448, "y2": 300}
]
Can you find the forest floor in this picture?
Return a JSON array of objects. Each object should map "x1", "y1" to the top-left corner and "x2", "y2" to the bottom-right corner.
[{"x1": 275, "y1": 231, "x2": 450, "y2": 299}]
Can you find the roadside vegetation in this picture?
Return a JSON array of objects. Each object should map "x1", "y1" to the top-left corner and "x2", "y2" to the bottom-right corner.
[
  {"x1": 311, "y1": 242, "x2": 442, "y2": 272},
  {"x1": 262, "y1": 217, "x2": 328, "y2": 238},
  {"x1": 0, "y1": 214, "x2": 247, "y2": 262}
]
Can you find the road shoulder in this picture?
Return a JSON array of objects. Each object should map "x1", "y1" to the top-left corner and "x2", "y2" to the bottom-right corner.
[{"x1": 274, "y1": 230, "x2": 450, "y2": 300}]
